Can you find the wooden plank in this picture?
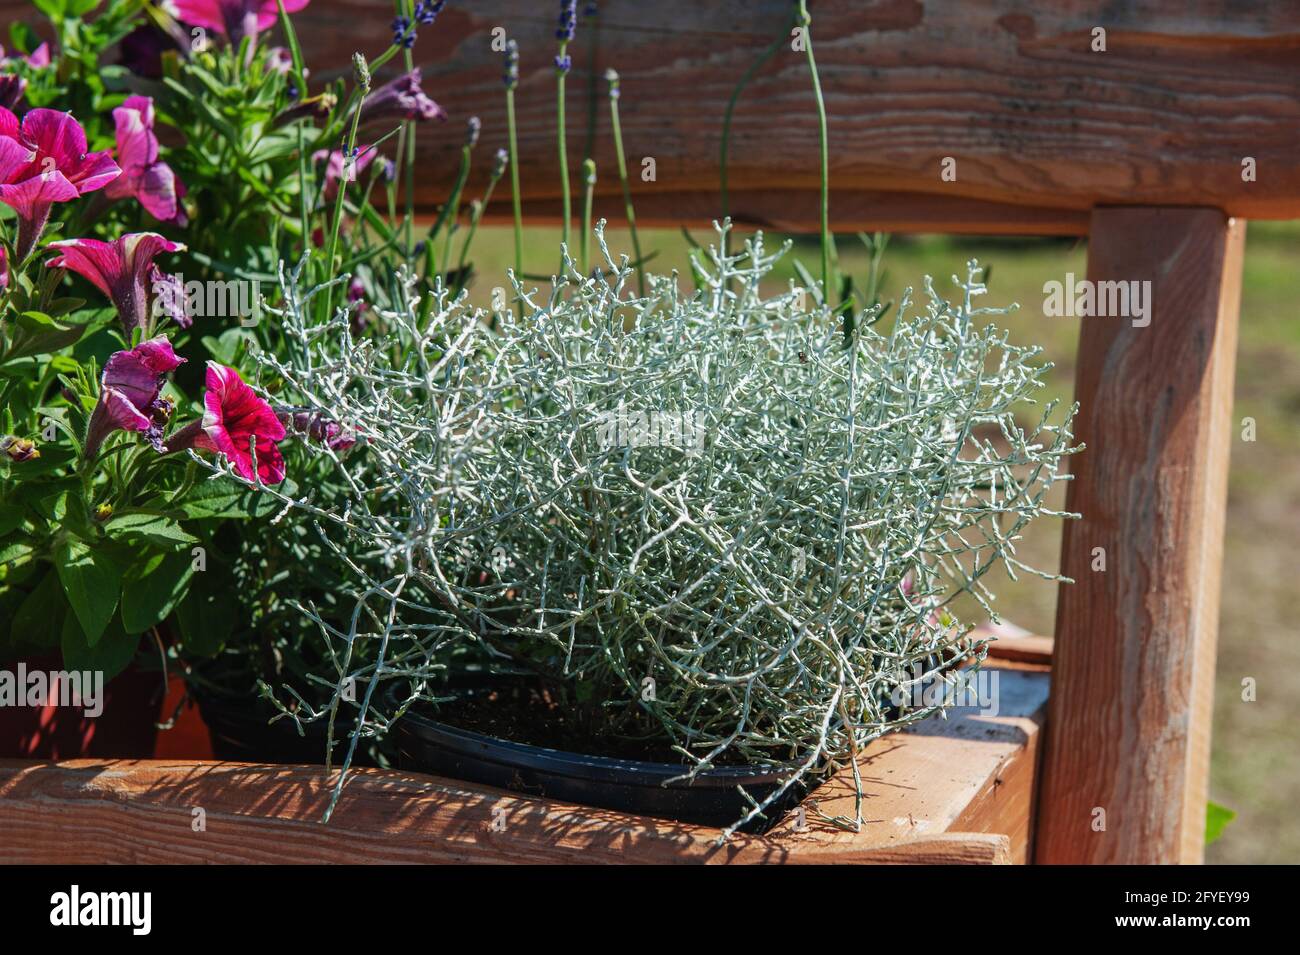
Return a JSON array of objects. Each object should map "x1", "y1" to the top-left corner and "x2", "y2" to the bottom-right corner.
[
  {"x1": 0, "y1": 666, "x2": 1044, "y2": 864},
  {"x1": 765, "y1": 668, "x2": 1048, "y2": 864},
  {"x1": 0, "y1": 759, "x2": 1009, "y2": 864},
  {"x1": 7, "y1": 2, "x2": 1296, "y2": 231},
  {"x1": 333, "y1": 0, "x2": 1300, "y2": 231},
  {"x1": 984, "y1": 633, "x2": 1055, "y2": 667},
  {"x1": 1037, "y1": 207, "x2": 1244, "y2": 864}
]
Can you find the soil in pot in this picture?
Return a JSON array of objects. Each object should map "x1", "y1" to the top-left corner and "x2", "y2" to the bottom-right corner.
[{"x1": 389, "y1": 679, "x2": 806, "y2": 833}]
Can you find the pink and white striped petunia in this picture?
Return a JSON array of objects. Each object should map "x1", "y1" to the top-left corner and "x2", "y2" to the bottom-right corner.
[
  {"x1": 84, "y1": 336, "x2": 186, "y2": 459},
  {"x1": 105, "y1": 95, "x2": 187, "y2": 225},
  {"x1": 45, "y1": 233, "x2": 185, "y2": 335},
  {"x1": 166, "y1": 362, "x2": 287, "y2": 484},
  {"x1": 0, "y1": 108, "x2": 121, "y2": 260}
]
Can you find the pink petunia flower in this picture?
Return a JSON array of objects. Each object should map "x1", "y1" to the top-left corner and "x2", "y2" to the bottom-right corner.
[
  {"x1": 0, "y1": 43, "x2": 51, "y2": 69},
  {"x1": 166, "y1": 362, "x2": 286, "y2": 483},
  {"x1": 105, "y1": 95, "x2": 187, "y2": 225},
  {"x1": 84, "y1": 336, "x2": 186, "y2": 459},
  {"x1": 45, "y1": 233, "x2": 185, "y2": 335},
  {"x1": 0, "y1": 246, "x2": 7, "y2": 290},
  {"x1": 359, "y1": 69, "x2": 446, "y2": 127},
  {"x1": 0, "y1": 108, "x2": 122, "y2": 260},
  {"x1": 312, "y1": 144, "x2": 378, "y2": 202},
  {"x1": 167, "y1": 0, "x2": 311, "y2": 42},
  {"x1": 25, "y1": 43, "x2": 51, "y2": 68}
]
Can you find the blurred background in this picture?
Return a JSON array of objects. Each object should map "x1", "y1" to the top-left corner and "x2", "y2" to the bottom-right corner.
[{"x1": 458, "y1": 221, "x2": 1300, "y2": 863}]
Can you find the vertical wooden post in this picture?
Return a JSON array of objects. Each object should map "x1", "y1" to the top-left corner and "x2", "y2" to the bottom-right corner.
[{"x1": 1036, "y1": 207, "x2": 1245, "y2": 864}]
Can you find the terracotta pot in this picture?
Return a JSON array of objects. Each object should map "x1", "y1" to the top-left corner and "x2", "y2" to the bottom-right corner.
[{"x1": 0, "y1": 652, "x2": 164, "y2": 759}]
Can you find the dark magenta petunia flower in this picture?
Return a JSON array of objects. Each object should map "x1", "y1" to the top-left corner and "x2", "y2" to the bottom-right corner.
[
  {"x1": 0, "y1": 108, "x2": 121, "y2": 260},
  {"x1": 358, "y1": 69, "x2": 446, "y2": 127},
  {"x1": 104, "y1": 95, "x2": 187, "y2": 225},
  {"x1": 84, "y1": 336, "x2": 186, "y2": 459},
  {"x1": 167, "y1": 362, "x2": 286, "y2": 484},
  {"x1": 166, "y1": 0, "x2": 311, "y2": 42},
  {"x1": 199, "y1": 362, "x2": 287, "y2": 483},
  {"x1": 46, "y1": 232, "x2": 186, "y2": 335},
  {"x1": 119, "y1": 24, "x2": 179, "y2": 79}
]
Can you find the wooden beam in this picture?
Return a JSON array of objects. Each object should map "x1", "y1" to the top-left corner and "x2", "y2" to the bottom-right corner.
[
  {"x1": 0, "y1": 667, "x2": 1045, "y2": 864},
  {"x1": 6, "y1": 2, "x2": 1297, "y2": 232},
  {"x1": 1037, "y1": 207, "x2": 1244, "y2": 864}
]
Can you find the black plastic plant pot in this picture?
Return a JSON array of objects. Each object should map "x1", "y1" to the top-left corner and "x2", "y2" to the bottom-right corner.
[
  {"x1": 389, "y1": 688, "x2": 802, "y2": 832},
  {"x1": 195, "y1": 692, "x2": 372, "y2": 767}
]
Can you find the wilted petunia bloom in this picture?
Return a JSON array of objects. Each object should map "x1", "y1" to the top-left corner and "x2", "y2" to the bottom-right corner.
[
  {"x1": 166, "y1": 362, "x2": 287, "y2": 484},
  {"x1": 105, "y1": 95, "x2": 187, "y2": 225},
  {"x1": 272, "y1": 91, "x2": 335, "y2": 130},
  {"x1": 358, "y1": 69, "x2": 446, "y2": 127},
  {"x1": 278, "y1": 408, "x2": 357, "y2": 452},
  {"x1": 0, "y1": 74, "x2": 25, "y2": 111},
  {"x1": 84, "y1": 336, "x2": 186, "y2": 459},
  {"x1": 46, "y1": 233, "x2": 186, "y2": 335},
  {"x1": 0, "y1": 435, "x2": 40, "y2": 462},
  {"x1": 0, "y1": 108, "x2": 121, "y2": 260},
  {"x1": 149, "y1": 265, "x2": 190, "y2": 329}
]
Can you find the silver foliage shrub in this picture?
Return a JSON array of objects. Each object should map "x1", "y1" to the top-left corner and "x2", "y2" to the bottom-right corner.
[{"x1": 217, "y1": 224, "x2": 1080, "y2": 833}]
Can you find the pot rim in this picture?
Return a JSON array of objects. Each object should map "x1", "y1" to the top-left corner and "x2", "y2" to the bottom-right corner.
[{"x1": 388, "y1": 682, "x2": 796, "y2": 790}]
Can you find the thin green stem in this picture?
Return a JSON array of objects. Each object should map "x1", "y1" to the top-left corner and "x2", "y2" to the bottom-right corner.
[
  {"x1": 506, "y1": 86, "x2": 524, "y2": 315},
  {"x1": 606, "y1": 72, "x2": 644, "y2": 297},
  {"x1": 719, "y1": 20, "x2": 790, "y2": 263},
  {"x1": 580, "y1": 158, "x2": 596, "y2": 275},
  {"x1": 456, "y1": 170, "x2": 505, "y2": 293},
  {"x1": 557, "y1": 44, "x2": 572, "y2": 264},
  {"x1": 399, "y1": 0, "x2": 416, "y2": 258},
  {"x1": 440, "y1": 144, "x2": 473, "y2": 283},
  {"x1": 323, "y1": 90, "x2": 367, "y2": 320},
  {"x1": 797, "y1": 0, "x2": 832, "y2": 298}
]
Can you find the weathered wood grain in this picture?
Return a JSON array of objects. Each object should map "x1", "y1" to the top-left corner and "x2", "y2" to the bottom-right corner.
[
  {"x1": 5, "y1": 1, "x2": 1296, "y2": 232},
  {"x1": 0, "y1": 667, "x2": 1044, "y2": 864},
  {"x1": 766, "y1": 669, "x2": 1049, "y2": 864},
  {"x1": 1037, "y1": 207, "x2": 1244, "y2": 864}
]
